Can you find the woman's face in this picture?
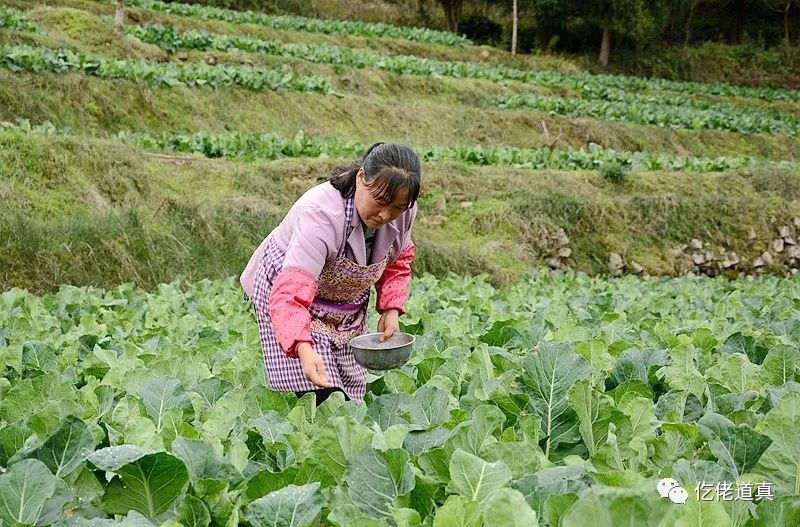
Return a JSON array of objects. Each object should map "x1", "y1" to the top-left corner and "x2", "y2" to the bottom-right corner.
[{"x1": 354, "y1": 168, "x2": 409, "y2": 230}]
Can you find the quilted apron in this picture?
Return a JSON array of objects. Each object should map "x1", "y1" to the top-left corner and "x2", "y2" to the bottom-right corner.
[{"x1": 255, "y1": 196, "x2": 387, "y2": 401}]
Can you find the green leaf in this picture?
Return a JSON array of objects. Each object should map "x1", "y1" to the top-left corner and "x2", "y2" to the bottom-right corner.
[
  {"x1": 0, "y1": 458, "x2": 70, "y2": 526},
  {"x1": 445, "y1": 404, "x2": 505, "y2": 456},
  {"x1": 246, "y1": 483, "x2": 324, "y2": 527},
  {"x1": 30, "y1": 415, "x2": 95, "y2": 477},
  {"x1": 760, "y1": 346, "x2": 800, "y2": 387},
  {"x1": 431, "y1": 495, "x2": 481, "y2": 527},
  {"x1": 568, "y1": 380, "x2": 626, "y2": 456},
  {"x1": 747, "y1": 496, "x2": 800, "y2": 527},
  {"x1": 400, "y1": 386, "x2": 450, "y2": 429},
  {"x1": 137, "y1": 377, "x2": 189, "y2": 432},
  {"x1": 171, "y1": 437, "x2": 242, "y2": 484},
  {"x1": 176, "y1": 495, "x2": 211, "y2": 527},
  {"x1": 560, "y1": 487, "x2": 679, "y2": 527},
  {"x1": 89, "y1": 447, "x2": 189, "y2": 518},
  {"x1": 480, "y1": 488, "x2": 537, "y2": 526},
  {"x1": 345, "y1": 448, "x2": 415, "y2": 520},
  {"x1": 307, "y1": 416, "x2": 373, "y2": 485},
  {"x1": 512, "y1": 465, "x2": 588, "y2": 516},
  {"x1": 521, "y1": 341, "x2": 592, "y2": 458},
  {"x1": 754, "y1": 392, "x2": 800, "y2": 495},
  {"x1": 446, "y1": 448, "x2": 512, "y2": 504},
  {"x1": 663, "y1": 343, "x2": 707, "y2": 400},
  {"x1": 719, "y1": 332, "x2": 768, "y2": 365},
  {"x1": 697, "y1": 413, "x2": 772, "y2": 477},
  {"x1": 674, "y1": 491, "x2": 731, "y2": 527}
]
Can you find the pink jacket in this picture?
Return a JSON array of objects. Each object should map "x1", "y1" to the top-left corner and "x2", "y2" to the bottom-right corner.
[{"x1": 241, "y1": 182, "x2": 417, "y2": 357}]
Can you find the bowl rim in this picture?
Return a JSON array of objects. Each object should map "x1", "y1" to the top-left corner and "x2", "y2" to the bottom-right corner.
[{"x1": 348, "y1": 331, "x2": 416, "y2": 351}]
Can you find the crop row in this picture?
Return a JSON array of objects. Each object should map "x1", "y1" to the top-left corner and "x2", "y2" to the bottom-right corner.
[
  {"x1": 0, "y1": 44, "x2": 331, "y2": 93},
  {"x1": 1, "y1": 272, "x2": 799, "y2": 525},
  {"x1": 0, "y1": 6, "x2": 37, "y2": 32},
  {"x1": 127, "y1": 22, "x2": 800, "y2": 109},
  {"x1": 6, "y1": 120, "x2": 788, "y2": 173},
  {"x1": 124, "y1": 0, "x2": 472, "y2": 48},
  {"x1": 495, "y1": 92, "x2": 800, "y2": 136}
]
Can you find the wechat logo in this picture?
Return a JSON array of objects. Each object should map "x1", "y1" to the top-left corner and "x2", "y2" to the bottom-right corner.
[{"x1": 657, "y1": 478, "x2": 688, "y2": 504}]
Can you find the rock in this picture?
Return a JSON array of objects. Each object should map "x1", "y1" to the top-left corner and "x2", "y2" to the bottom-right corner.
[
  {"x1": 761, "y1": 251, "x2": 774, "y2": 266},
  {"x1": 434, "y1": 197, "x2": 447, "y2": 213},
  {"x1": 788, "y1": 258, "x2": 799, "y2": 269},
  {"x1": 460, "y1": 201, "x2": 473, "y2": 208},
  {"x1": 772, "y1": 238, "x2": 785, "y2": 253},
  {"x1": 792, "y1": 268, "x2": 799, "y2": 275},
  {"x1": 206, "y1": 55, "x2": 217, "y2": 65},
  {"x1": 692, "y1": 253, "x2": 705, "y2": 265},
  {"x1": 608, "y1": 253, "x2": 624, "y2": 272},
  {"x1": 176, "y1": 51, "x2": 189, "y2": 61},
  {"x1": 748, "y1": 228, "x2": 757, "y2": 240},
  {"x1": 722, "y1": 253, "x2": 740, "y2": 269},
  {"x1": 547, "y1": 258, "x2": 562, "y2": 270},
  {"x1": 668, "y1": 245, "x2": 687, "y2": 257},
  {"x1": 689, "y1": 238, "x2": 703, "y2": 250},
  {"x1": 630, "y1": 261, "x2": 644, "y2": 274},
  {"x1": 784, "y1": 236, "x2": 796, "y2": 246},
  {"x1": 794, "y1": 217, "x2": 800, "y2": 229},
  {"x1": 786, "y1": 245, "x2": 800, "y2": 259},
  {"x1": 704, "y1": 251, "x2": 716, "y2": 262},
  {"x1": 779, "y1": 225, "x2": 792, "y2": 238},
  {"x1": 752, "y1": 257, "x2": 765, "y2": 268},
  {"x1": 554, "y1": 228, "x2": 570, "y2": 248},
  {"x1": 558, "y1": 247, "x2": 572, "y2": 258}
]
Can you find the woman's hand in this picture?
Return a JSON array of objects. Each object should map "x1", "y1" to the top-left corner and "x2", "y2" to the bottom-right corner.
[
  {"x1": 296, "y1": 343, "x2": 333, "y2": 388},
  {"x1": 377, "y1": 309, "x2": 401, "y2": 342}
]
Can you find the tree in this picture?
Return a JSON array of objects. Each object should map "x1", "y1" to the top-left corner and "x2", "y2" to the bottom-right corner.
[
  {"x1": 511, "y1": 0, "x2": 518, "y2": 54},
  {"x1": 684, "y1": 0, "x2": 702, "y2": 47},
  {"x1": 763, "y1": 0, "x2": 793, "y2": 43},
  {"x1": 114, "y1": 0, "x2": 125, "y2": 38},
  {"x1": 437, "y1": 0, "x2": 464, "y2": 32},
  {"x1": 574, "y1": 0, "x2": 668, "y2": 66}
]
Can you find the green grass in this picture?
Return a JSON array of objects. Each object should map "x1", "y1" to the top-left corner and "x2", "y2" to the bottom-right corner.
[
  {"x1": 3, "y1": 1, "x2": 800, "y2": 291},
  {"x1": 3, "y1": 131, "x2": 799, "y2": 292}
]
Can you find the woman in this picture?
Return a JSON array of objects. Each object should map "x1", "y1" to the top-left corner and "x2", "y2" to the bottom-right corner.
[{"x1": 240, "y1": 142, "x2": 421, "y2": 405}]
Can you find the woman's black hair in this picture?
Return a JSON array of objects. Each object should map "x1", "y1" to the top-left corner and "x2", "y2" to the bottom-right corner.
[{"x1": 329, "y1": 142, "x2": 421, "y2": 209}]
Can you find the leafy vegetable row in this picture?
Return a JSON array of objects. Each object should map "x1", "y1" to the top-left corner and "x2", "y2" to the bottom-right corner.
[
  {"x1": 495, "y1": 92, "x2": 800, "y2": 136},
  {"x1": 128, "y1": 22, "x2": 800, "y2": 110},
  {"x1": 124, "y1": 0, "x2": 472, "y2": 48},
  {"x1": 0, "y1": 44, "x2": 331, "y2": 93},
  {"x1": 0, "y1": 6, "x2": 37, "y2": 32},
  {"x1": 1, "y1": 271, "x2": 799, "y2": 525},
  {"x1": 8, "y1": 120, "x2": 790, "y2": 173}
]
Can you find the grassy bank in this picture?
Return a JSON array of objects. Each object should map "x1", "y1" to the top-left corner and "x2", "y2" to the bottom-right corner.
[{"x1": 3, "y1": 130, "x2": 799, "y2": 293}]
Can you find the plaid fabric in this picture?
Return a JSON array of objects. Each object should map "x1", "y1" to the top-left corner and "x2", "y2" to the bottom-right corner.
[{"x1": 252, "y1": 196, "x2": 380, "y2": 401}]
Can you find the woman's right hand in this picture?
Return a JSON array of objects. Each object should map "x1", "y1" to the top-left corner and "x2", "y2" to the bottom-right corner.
[{"x1": 296, "y1": 343, "x2": 334, "y2": 388}]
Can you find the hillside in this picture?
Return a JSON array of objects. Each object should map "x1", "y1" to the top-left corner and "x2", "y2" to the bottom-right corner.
[{"x1": 2, "y1": 0, "x2": 800, "y2": 292}]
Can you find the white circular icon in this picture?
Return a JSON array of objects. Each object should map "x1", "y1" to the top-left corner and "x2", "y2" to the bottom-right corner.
[
  {"x1": 668, "y1": 486, "x2": 689, "y2": 504},
  {"x1": 657, "y1": 478, "x2": 687, "y2": 503},
  {"x1": 657, "y1": 478, "x2": 680, "y2": 498}
]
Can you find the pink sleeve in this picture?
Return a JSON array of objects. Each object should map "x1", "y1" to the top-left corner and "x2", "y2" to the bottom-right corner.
[
  {"x1": 267, "y1": 268, "x2": 317, "y2": 358},
  {"x1": 375, "y1": 241, "x2": 415, "y2": 315}
]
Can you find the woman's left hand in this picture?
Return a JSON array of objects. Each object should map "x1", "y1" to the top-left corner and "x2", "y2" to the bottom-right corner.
[{"x1": 377, "y1": 309, "x2": 400, "y2": 342}]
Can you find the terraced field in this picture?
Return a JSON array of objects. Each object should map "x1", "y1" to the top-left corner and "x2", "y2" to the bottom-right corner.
[{"x1": 1, "y1": 0, "x2": 800, "y2": 290}]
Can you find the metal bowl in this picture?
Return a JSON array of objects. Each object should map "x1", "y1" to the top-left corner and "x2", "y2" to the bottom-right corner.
[{"x1": 349, "y1": 332, "x2": 415, "y2": 370}]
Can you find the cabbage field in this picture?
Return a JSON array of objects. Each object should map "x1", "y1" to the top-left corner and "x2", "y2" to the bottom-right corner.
[{"x1": 2, "y1": 272, "x2": 799, "y2": 526}]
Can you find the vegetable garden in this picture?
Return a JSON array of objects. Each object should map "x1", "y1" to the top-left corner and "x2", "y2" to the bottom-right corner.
[
  {"x1": 2, "y1": 273, "x2": 800, "y2": 526},
  {"x1": 2, "y1": 0, "x2": 800, "y2": 525}
]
